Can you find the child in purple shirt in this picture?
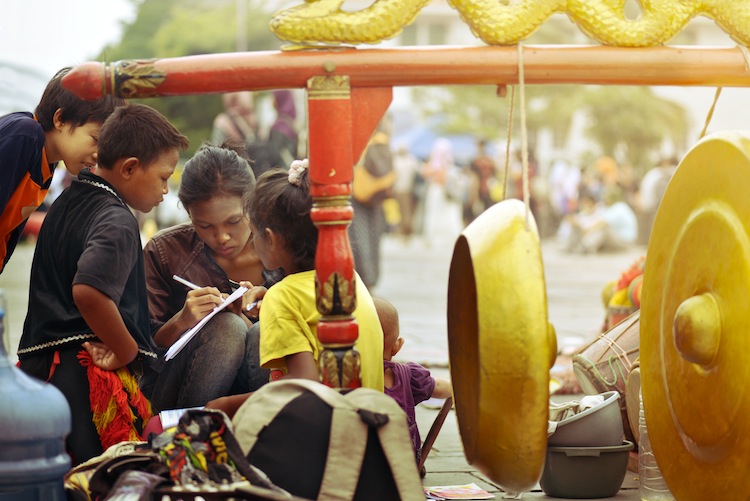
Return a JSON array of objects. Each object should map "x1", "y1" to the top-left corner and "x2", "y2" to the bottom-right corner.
[{"x1": 376, "y1": 297, "x2": 453, "y2": 468}]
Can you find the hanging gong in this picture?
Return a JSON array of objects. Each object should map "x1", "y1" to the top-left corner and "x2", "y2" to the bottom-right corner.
[
  {"x1": 641, "y1": 131, "x2": 750, "y2": 500},
  {"x1": 448, "y1": 198, "x2": 552, "y2": 495}
]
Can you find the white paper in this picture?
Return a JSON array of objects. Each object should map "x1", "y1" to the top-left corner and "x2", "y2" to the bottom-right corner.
[
  {"x1": 159, "y1": 407, "x2": 203, "y2": 429},
  {"x1": 164, "y1": 286, "x2": 248, "y2": 361}
]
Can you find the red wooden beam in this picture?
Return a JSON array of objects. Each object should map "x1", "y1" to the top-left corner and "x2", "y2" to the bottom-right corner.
[{"x1": 62, "y1": 45, "x2": 750, "y2": 102}]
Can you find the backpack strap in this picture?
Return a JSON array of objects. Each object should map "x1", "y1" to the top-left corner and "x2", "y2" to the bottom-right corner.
[
  {"x1": 330, "y1": 389, "x2": 425, "y2": 501},
  {"x1": 317, "y1": 394, "x2": 369, "y2": 500}
]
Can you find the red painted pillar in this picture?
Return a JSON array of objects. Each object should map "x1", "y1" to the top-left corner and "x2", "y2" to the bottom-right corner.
[
  {"x1": 306, "y1": 76, "x2": 391, "y2": 388},
  {"x1": 307, "y1": 75, "x2": 361, "y2": 388}
]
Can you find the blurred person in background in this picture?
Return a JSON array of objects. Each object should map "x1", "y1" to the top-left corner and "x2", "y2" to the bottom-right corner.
[
  {"x1": 212, "y1": 91, "x2": 273, "y2": 176},
  {"x1": 392, "y1": 142, "x2": 420, "y2": 243},
  {"x1": 266, "y1": 90, "x2": 299, "y2": 172},
  {"x1": 562, "y1": 186, "x2": 637, "y2": 254},
  {"x1": 463, "y1": 138, "x2": 497, "y2": 226},
  {"x1": 350, "y1": 124, "x2": 394, "y2": 290},
  {"x1": 547, "y1": 158, "x2": 581, "y2": 234},
  {"x1": 420, "y1": 138, "x2": 464, "y2": 247},
  {"x1": 637, "y1": 156, "x2": 677, "y2": 244}
]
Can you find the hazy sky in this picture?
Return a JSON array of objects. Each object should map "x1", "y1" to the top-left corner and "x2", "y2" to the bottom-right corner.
[{"x1": 2, "y1": 0, "x2": 136, "y2": 79}]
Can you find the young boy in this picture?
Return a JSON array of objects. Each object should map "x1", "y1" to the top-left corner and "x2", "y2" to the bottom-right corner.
[
  {"x1": 0, "y1": 67, "x2": 124, "y2": 272},
  {"x1": 17, "y1": 103, "x2": 189, "y2": 465},
  {"x1": 376, "y1": 297, "x2": 452, "y2": 466}
]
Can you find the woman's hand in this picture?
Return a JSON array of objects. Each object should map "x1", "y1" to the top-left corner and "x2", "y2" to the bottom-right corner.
[
  {"x1": 153, "y1": 286, "x2": 223, "y2": 349},
  {"x1": 83, "y1": 341, "x2": 127, "y2": 371},
  {"x1": 181, "y1": 287, "x2": 223, "y2": 326}
]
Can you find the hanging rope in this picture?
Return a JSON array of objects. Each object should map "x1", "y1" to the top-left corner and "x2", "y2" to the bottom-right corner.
[
  {"x1": 698, "y1": 45, "x2": 750, "y2": 140},
  {"x1": 517, "y1": 43, "x2": 531, "y2": 228},
  {"x1": 502, "y1": 86, "x2": 516, "y2": 201},
  {"x1": 698, "y1": 87, "x2": 722, "y2": 141}
]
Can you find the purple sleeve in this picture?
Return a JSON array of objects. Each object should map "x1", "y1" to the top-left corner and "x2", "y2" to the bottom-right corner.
[{"x1": 406, "y1": 362, "x2": 436, "y2": 405}]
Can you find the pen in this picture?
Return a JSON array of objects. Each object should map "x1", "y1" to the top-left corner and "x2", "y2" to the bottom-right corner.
[
  {"x1": 174, "y1": 274, "x2": 256, "y2": 310},
  {"x1": 173, "y1": 275, "x2": 201, "y2": 290}
]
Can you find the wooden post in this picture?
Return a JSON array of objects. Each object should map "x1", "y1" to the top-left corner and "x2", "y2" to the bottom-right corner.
[{"x1": 306, "y1": 76, "x2": 391, "y2": 388}]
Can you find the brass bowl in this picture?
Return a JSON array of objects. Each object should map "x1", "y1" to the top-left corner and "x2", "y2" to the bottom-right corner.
[{"x1": 448, "y1": 199, "x2": 553, "y2": 495}]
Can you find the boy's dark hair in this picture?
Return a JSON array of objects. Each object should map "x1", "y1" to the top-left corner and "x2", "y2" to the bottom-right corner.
[
  {"x1": 97, "y1": 103, "x2": 189, "y2": 169},
  {"x1": 246, "y1": 167, "x2": 317, "y2": 272},
  {"x1": 179, "y1": 139, "x2": 255, "y2": 210},
  {"x1": 34, "y1": 67, "x2": 125, "y2": 132}
]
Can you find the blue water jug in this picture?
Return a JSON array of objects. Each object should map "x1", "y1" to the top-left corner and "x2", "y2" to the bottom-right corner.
[{"x1": 0, "y1": 302, "x2": 72, "y2": 500}]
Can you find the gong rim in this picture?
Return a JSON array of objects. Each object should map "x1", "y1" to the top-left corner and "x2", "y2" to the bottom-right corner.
[
  {"x1": 641, "y1": 131, "x2": 750, "y2": 499},
  {"x1": 448, "y1": 198, "x2": 550, "y2": 494}
]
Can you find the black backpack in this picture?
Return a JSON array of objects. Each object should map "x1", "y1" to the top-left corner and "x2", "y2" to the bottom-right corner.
[{"x1": 232, "y1": 379, "x2": 424, "y2": 501}]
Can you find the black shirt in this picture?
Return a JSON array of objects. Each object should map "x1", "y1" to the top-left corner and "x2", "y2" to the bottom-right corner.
[{"x1": 18, "y1": 169, "x2": 162, "y2": 370}]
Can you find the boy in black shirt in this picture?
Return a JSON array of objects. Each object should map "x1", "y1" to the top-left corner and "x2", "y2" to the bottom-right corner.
[{"x1": 18, "y1": 103, "x2": 189, "y2": 465}]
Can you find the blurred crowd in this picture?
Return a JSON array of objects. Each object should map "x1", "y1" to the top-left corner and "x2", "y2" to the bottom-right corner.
[
  {"x1": 34, "y1": 94, "x2": 678, "y2": 291},
  {"x1": 382, "y1": 137, "x2": 676, "y2": 255}
]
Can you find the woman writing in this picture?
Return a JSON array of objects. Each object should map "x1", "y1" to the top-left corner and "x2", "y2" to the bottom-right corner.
[{"x1": 144, "y1": 140, "x2": 281, "y2": 411}]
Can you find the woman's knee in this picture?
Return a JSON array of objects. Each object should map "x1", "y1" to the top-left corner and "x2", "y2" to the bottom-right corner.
[{"x1": 197, "y1": 313, "x2": 247, "y2": 354}]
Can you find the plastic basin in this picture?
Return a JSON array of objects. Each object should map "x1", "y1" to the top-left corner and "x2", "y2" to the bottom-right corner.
[
  {"x1": 540, "y1": 440, "x2": 634, "y2": 499},
  {"x1": 548, "y1": 391, "x2": 624, "y2": 447}
]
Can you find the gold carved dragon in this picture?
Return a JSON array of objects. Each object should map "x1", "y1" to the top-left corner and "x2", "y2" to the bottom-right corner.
[{"x1": 270, "y1": 0, "x2": 750, "y2": 47}]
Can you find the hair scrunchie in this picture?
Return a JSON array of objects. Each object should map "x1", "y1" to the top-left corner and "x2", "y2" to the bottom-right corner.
[{"x1": 288, "y1": 159, "x2": 309, "y2": 186}]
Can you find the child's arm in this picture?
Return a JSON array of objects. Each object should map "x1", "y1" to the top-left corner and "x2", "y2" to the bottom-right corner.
[
  {"x1": 206, "y1": 393, "x2": 252, "y2": 419},
  {"x1": 432, "y1": 378, "x2": 453, "y2": 400},
  {"x1": 284, "y1": 352, "x2": 320, "y2": 381},
  {"x1": 225, "y1": 283, "x2": 267, "y2": 326},
  {"x1": 73, "y1": 283, "x2": 138, "y2": 370}
]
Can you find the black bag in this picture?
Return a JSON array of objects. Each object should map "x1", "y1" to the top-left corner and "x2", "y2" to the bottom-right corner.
[{"x1": 232, "y1": 379, "x2": 424, "y2": 501}]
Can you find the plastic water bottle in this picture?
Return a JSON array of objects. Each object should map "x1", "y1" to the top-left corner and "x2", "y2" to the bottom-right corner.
[
  {"x1": 638, "y1": 389, "x2": 674, "y2": 500},
  {"x1": 0, "y1": 288, "x2": 72, "y2": 500}
]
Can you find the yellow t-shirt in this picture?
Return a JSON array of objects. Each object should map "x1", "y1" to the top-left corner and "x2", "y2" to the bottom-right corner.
[{"x1": 259, "y1": 270, "x2": 384, "y2": 391}]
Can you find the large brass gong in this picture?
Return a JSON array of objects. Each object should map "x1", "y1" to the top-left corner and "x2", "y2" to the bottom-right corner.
[
  {"x1": 448, "y1": 199, "x2": 552, "y2": 495},
  {"x1": 641, "y1": 131, "x2": 750, "y2": 500}
]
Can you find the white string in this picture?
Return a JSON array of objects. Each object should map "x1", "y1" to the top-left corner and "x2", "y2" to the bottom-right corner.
[
  {"x1": 517, "y1": 43, "x2": 531, "y2": 228},
  {"x1": 502, "y1": 86, "x2": 516, "y2": 201},
  {"x1": 698, "y1": 45, "x2": 750, "y2": 140}
]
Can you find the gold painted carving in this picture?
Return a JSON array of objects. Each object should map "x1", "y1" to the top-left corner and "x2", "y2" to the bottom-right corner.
[
  {"x1": 320, "y1": 350, "x2": 340, "y2": 386},
  {"x1": 319, "y1": 348, "x2": 361, "y2": 388},
  {"x1": 113, "y1": 60, "x2": 167, "y2": 98},
  {"x1": 316, "y1": 271, "x2": 355, "y2": 314},
  {"x1": 271, "y1": 0, "x2": 750, "y2": 47},
  {"x1": 340, "y1": 348, "x2": 361, "y2": 388},
  {"x1": 308, "y1": 75, "x2": 350, "y2": 100}
]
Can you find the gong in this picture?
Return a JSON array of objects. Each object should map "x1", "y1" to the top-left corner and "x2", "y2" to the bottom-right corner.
[
  {"x1": 641, "y1": 131, "x2": 750, "y2": 500},
  {"x1": 447, "y1": 198, "x2": 553, "y2": 495}
]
